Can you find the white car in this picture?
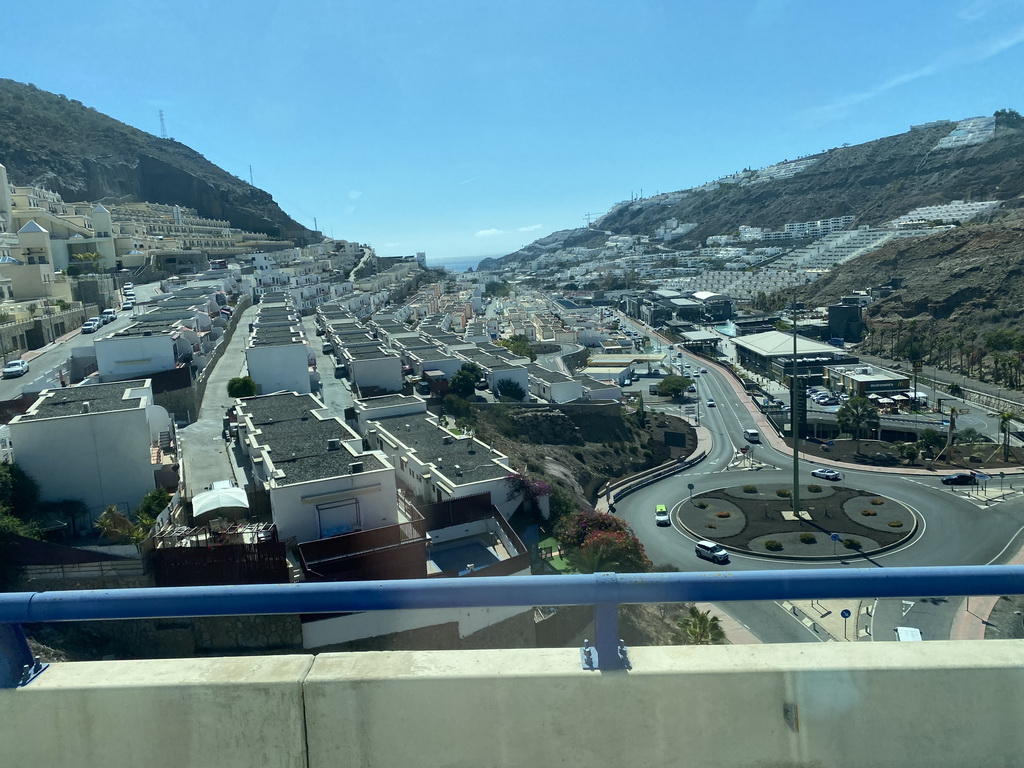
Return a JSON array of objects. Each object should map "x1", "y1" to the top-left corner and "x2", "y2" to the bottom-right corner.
[
  {"x1": 2, "y1": 360, "x2": 29, "y2": 378},
  {"x1": 695, "y1": 540, "x2": 730, "y2": 564},
  {"x1": 706, "y1": 399, "x2": 716, "y2": 407},
  {"x1": 655, "y1": 504, "x2": 670, "y2": 526},
  {"x1": 810, "y1": 468, "x2": 842, "y2": 481}
]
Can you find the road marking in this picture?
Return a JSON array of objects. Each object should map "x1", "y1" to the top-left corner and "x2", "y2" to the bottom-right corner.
[
  {"x1": 985, "y1": 523, "x2": 1024, "y2": 565},
  {"x1": 902, "y1": 600, "x2": 915, "y2": 617}
]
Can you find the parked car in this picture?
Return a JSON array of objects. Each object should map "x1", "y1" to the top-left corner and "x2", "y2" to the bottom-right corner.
[
  {"x1": 810, "y1": 468, "x2": 842, "y2": 481},
  {"x1": 2, "y1": 360, "x2": 29, "y2": 379},
  {"x1": 101, "y1": 308, "x2": 117, "y2": 323},
  {"x1": 81, "y1": 320, "x2": 99, "y2": 334},
  {"x1": 942, "y1": 473, "x2": 977, "y2": 486},
  {"x1": 123, "y1": 281, "x2": 134, "y2": 289},
  {"x1": 655, "y1": 504, "x2": 670, "y2": 526},
  {"x1": 695, "y1": 540, "x2": 729, "y2": 564},
  {"x1": 122, "y1": 301, "x2": 134, "y2": 311}
]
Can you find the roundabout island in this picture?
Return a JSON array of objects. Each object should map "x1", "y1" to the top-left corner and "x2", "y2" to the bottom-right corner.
[{"x1": 676, "y1": 483, "x2": 917, "y2": 560}]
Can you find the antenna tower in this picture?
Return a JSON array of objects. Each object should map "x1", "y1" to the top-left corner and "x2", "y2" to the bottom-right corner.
[{"x1": 159, "y1": 110, "x2": 168, "y2": 139}]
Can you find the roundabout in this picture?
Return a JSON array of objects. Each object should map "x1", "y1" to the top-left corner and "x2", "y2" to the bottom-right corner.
[{"x1": 675, "y1": 483, "x2": 918, "y2": 560}]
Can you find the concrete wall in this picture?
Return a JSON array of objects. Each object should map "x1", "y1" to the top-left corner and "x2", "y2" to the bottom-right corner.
[
  {"x1": 95, "y1": 334, "x2": 177, "y2": 381},
  {"x1": 10, "y1": 406, "x2": 156, "y2": 512},
  {"x1": 6, "y1": 641, "x2": 1024, "y2": 768}
]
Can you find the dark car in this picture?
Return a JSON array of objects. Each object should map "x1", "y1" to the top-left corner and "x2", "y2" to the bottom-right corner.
[{"x1": 942, "y1": 473, "x2": 977, "y2": 486}]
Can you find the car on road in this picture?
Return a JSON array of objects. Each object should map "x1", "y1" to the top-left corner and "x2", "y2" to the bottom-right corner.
[
  {"x1": 81, "y1": 320, "x2": 99, "y2": 334},
  {"x1": 2, "y1": 360, "x2": 29, "y2": 379},
  {"x1": 810, "y1": 468, "x2": 842, "y2": 481},
  {"x1": 695, "y1": 540, "x2": 729, "y2": 564},
  {"x1": 706, "y1": 398, "x2": 716, "y2": 407},
  {"x1": 687, "y1": 384, "x2": 696, "y2": 393},
  {"x1": 123, "y1": 281, "x2": 134, "y2": 289},
  {"x1": 655, "y1": 504, "x2": 670, "y2": 526},
  {"x1": 122, "y1": 301, "x2": 134, "y2": 311},
  {"x1": 942, "y1": 473, "x2": 977, "y2": 486},
  {"x1": 101, "y1": 308, "x2": 117, "y2": 323}
]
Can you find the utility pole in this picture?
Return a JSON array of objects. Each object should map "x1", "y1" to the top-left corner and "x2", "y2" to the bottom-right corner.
[{"x1": 791, "y1": 302, "x2": 801, "y2": 517}]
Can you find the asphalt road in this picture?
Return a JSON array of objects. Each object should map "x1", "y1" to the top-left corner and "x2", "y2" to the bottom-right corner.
[{"x1": 614, "y1": 323, "x2": 1024, "y2": 643}]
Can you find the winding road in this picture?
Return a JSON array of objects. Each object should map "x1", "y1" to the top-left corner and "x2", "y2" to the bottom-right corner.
[{"x1": 612, "y1": 338, "x2": 1024, "y2": 644}]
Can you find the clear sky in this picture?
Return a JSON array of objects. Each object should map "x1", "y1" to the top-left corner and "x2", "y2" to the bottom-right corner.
[{"x1": 4, "y1": 1, "x2": 1024, "y2": 265}]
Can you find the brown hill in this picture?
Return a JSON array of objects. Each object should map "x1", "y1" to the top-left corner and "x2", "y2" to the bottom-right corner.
[{"x1": 0, "y1": 79, "x2": 314, "y2": 241}]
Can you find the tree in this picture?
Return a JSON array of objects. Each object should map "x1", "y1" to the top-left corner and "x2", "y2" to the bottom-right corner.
[
  {"x1": 836, "y1": 397, "x2": 879, "y2": 454},
  {"x1": 94, "y1": 489, "x2": 169, "y2": 545},
  {"x1": 226, "y1": 376, "x2": 257, "y2": 398},
  {"x1": 448, "y1": 362, "x2": 482, "y2": 398},
  {"x1": 899, "y1": 442, "x2": 920, "y2": 465},
  {"x1": 672, "y1": 605, "x2": 727, "y2": 645},
  {"x1": 496, "y1": 379, "x2": 526, "y2": 401},
  {"x1": 497, "y1": 334, "x2": 536, "y2": 361},
  {"x1": 566, "y1": 529, "x2": 651, "y2": 573},
  {"x1": 657, "y1": 375, "x2": 692, "y2": 398}
]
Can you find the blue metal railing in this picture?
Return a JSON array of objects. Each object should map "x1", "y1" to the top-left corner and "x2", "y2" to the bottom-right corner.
[{"x1": 3, "y1": 565, "x2": 1024, "y2": 684}]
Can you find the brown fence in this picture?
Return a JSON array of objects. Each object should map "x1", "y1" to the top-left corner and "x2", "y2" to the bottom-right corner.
[{"x1": 149, "y1": 541, "x2": 288, "y2": 586}]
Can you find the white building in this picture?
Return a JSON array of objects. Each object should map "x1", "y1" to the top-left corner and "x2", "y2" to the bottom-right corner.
[{"x1": 9, "y1": 380, "x2": 171, "y2": 516}]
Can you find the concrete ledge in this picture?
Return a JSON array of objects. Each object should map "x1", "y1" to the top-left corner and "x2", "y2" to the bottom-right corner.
[
  {"x1": 1, "y1": 654, "x2": 314, "y2": 768},
  {"x1": 7, "y1": 642, "x2": 1024, "y2": 768},
  {"x1": 304, "y1": 642, "x2": 1024, "y2": 768}
]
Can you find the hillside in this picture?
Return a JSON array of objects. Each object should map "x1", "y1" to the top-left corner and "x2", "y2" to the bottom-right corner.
[
  {"x1": 490, "y1": 112, "x2": 1024, "y2": 270},
  {"x1": 0, "y1": 79, "x2": 314, "y2": 241}
]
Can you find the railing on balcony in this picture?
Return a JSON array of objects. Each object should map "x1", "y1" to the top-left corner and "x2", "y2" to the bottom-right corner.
[{"x1": 3, "y1": 565, "x2": 1024, "y2": 686}]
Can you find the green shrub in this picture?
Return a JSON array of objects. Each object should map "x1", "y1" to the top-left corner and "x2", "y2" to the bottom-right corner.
[
  {"x1": 742, "y1": 485, "x2": 758, "y2": 494},
  {"x1": 843, "y1": 538, "x2": 862, "y2": 550},
  {"x1": 799, "y1": 533, "x2": 817, "y2": 544},
  {"x1": 694, "y1": 501, "x2": 708, "y2": 509},
  {"x1": 888, "y1": 520, "x2": 904, "y2": 528},
  {"x1": 764, "y1": 540, "x2": 783, "y2": 551},
  {"x1": 870, "y1": 498, "x2": 884, "y2": 506},
  {"x1": 807, "y1": 484, "x2": 822, "y2": 493},
  {"x1": 860, "y1": 510, "x2": 877, "y2": 516},
  {"x1": 776, "y1": 489, "x2": 791, "y2": 498},
  {"x1": 715, "y1": 511, "x2": 731, "y2": 518}
]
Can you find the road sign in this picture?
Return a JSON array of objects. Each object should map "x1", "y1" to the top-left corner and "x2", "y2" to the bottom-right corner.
[
  {"x1": 840, "y1": 609, "x2": 852, "y2": 619},
  {"x1": 830, "y1": 533, "x2": 840, "y2": 542},
  {"x1": 687, "y1": 483, "x2": 694, "y2": 491},
  {"x1": 740, "y1": 446, "x2": 748, "y2": 454}
]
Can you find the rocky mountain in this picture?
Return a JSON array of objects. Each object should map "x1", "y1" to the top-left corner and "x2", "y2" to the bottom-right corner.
[
  {"x1": 494, "y1": 111, "x2": 1024, "y2": 268},
  {"x1": 0, "y1": 79, "x2": 314, "y2": 242}
]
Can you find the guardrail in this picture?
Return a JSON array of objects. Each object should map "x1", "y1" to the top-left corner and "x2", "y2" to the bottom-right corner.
[{"x1": 4, "y1": 565, "x2": 1022, "y2": 685}]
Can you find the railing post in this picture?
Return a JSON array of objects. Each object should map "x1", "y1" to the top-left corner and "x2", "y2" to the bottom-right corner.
[
  {"x1": 0, "y1": 623, "x2": 47, "y2": 688},
  {"x1": 588, "y1": 573, "x2": 630, "y2": 671}
]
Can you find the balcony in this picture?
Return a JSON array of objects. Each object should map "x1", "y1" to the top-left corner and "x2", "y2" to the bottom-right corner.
[{"x1": 2, "y1": 566, "x2": 1024, "y2": 768}]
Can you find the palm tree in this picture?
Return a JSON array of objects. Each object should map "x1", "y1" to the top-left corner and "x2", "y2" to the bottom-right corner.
[
  {"x1": 672, "y1": 605, "x2": 727, "y2": 645},
  {"x1": 837, "y1": 397, "x2": 880, "y2": 454},
  {"x1": 566, "y1": 542, "x2": 626, "y2": 574}
]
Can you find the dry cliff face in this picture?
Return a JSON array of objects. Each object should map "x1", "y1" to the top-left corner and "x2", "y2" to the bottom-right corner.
[
  {"x1": 0, "y1": 79, "x2": 314, "y2": 241},
  {"x1": 795, "y1": 213, "x2": 1024, "y2": 347}
]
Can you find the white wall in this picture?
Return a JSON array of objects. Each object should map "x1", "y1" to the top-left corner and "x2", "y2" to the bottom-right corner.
[
  {"x1": 95, "y1": 335, "x2": 177, "y2": 381},
  {"x1": 349, "y1": 354, "x2": 402, "y2": 392},
  {"x1": 246, "y1": 344, "x2": 311, "y2": 395},
  {"x1": 268, "y1": 464, "x2": 398, "y2": 544},
  {"x1": 11, "y1": 407, "x2": 156, "y2": 512}
]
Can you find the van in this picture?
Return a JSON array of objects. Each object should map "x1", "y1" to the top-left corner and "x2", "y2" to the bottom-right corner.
[
  {"x1": 743, "y1": 429, "x2": 760, "y2": 443},
  {"x1": 894, "y1": 627, "x2": 923, "y2": 641},
  {"x1": 101, "y1": 308, "x2": 117, "y2": 323}
]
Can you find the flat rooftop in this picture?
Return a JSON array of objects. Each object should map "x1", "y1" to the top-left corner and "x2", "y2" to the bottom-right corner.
[
  {"x1": 18, "y1": 380, "x2": 149, "y2": 420},
  {"x1": 372, "y1": 415, "x2": 509, "y2": 484}
]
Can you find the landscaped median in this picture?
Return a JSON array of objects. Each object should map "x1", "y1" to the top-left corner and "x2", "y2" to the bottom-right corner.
[{"x1": 676, "y1": 483, "x2": 918, "y2": 561}]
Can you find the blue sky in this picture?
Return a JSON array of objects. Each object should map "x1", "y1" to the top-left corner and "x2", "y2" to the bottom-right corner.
[{"x1": 5, "y1": 1, "x2": 1024, "y2": 265}]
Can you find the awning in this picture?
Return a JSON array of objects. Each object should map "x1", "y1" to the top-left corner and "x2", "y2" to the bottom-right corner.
[
  {"x1": 867, "y1": 393, "x2": 880, "y2": 399},
  {"x1": 878, "y1": 398, "x2": 895, "y2": 404},
  {"x1": 192, "y1": 487, "x2": 249, "y2": 519},
  {"x1": 892, "y1": 394, "x2": 908, "y2": 401}
]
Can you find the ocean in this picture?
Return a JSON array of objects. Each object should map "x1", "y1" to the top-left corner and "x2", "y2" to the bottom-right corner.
[{"x1": 426, "y1": 255, "x2": 498, "y2": 273}]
